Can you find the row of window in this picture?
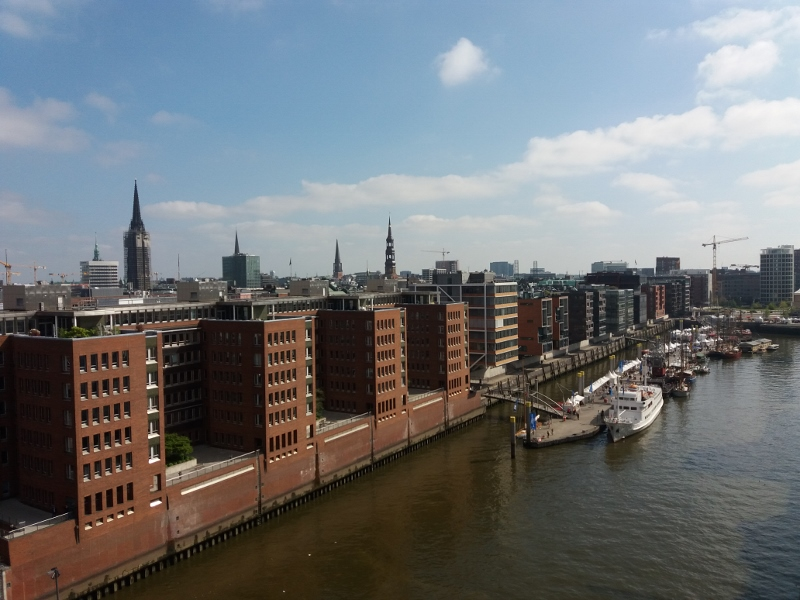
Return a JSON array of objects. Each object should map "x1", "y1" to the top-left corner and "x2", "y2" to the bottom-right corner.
[
  {"x1": 165, "y1": 406, "x2": 202, "y2": 426},
  {"x1": 19, "y1": 403, "x2": 51, "y2": 423},
  {"x1": 17, "y1": 377, "x2": 51, "y2": 397},
  {"x1": 84, "y1": 483, "x2": 134, "y2": 515},
  {"x1": 77, "y1": 377, "x2": 131, "y2": 399},
  {"x1": 83, "y1": 453, "x2": 133, "y2": 479},
  {"x1": 165, "y1": 388, "x2": 202, "y2": 407},
  {"x1": 81, "y1": 402, "x2": 132, "y2": 426},
  {"x1": 81, "y1": 428, "x2": 132, "y2": 454},
  {"x1": 75, "y1": 351, "x2": 129, "y2": 373},
  {"x1": 20, "y1": 428, "x2": 52, "y2": 449},
  {"x1": 164, "y1": 369, "x2": 201, "y2": 387},
  {"x1": 21, "y1": 454, "x2": 54, "y2": 476}
]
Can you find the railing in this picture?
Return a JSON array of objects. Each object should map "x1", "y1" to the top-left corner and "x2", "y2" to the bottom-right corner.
[
  {"x1": 166, "y1": 451, "x2": 259, "y2": 487},
  {"x1": 2, "y1": 512, "x2": 74, "y2": 540},
  {"x1": 317, "y1": 413, "x2": 371, "y2": 434},
  {"x1": 530, "y1": 391, "x2": 564, "y2": 417},
  {"x1": 408, "y1": 388, "x2": 444, "y2": 403}
]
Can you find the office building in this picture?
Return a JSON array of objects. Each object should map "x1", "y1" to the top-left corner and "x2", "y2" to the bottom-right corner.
[
  {"x1": 81, "y1": 240, "x2": 119, "y2": 288},
  {"x1": 656, "y1": 257, "x2": 680, "y2": 275},
  {"x1": 222, "y1": 232, "x2": 261, "y2": 289},
  {"x1": 591, "y1": 261, "x2": 628, "y2": 273}
]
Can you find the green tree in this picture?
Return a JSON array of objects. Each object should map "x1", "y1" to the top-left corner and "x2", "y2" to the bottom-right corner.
[
  {"x1": 164, "y1": 433, "x2": 193, "y2": 466},
  {"x1": 59, "y1": 326, "x2": 95, "y2": 338}
]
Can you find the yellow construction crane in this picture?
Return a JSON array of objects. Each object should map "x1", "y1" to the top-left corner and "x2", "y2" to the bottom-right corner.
[
  {"x1": 702, "y1": 235, "x2": 748, "y2": 305},
  {"x1": 424, "y1": 248, "x2": 451, "y2": 262},
  {"x1": 49, "y1": 272, "x2": 77, "y2": 283},
  {"x1": 20, "y1": 262, "x2": 47, "y2": 284},
  {"x1": 0, "y1": 261, "x2": 20, "y2": 285}
]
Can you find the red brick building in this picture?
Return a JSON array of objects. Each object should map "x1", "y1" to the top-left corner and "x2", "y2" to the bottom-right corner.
[{"x1": 643, "y1": 284, "x2": 666, "y2": 320}]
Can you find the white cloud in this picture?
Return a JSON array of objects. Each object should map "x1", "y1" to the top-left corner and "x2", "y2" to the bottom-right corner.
[
  {"x1": 435, "y1": 38, "x2": 493, "y2": 87},
  {"x1": 504, "y1": 106, "x2": 718, "y2": 178},
  {"x1": 697, "y1": 41, "x2": 779, "y2": 89},
  {"x1": 84, "y1": 92, "x2": 119, "y2": 122},
  {"x1": 95, "y1": 140, "x2": 145, "y2": 167},
  {"x1": 653, "y1": 200, "x2": 701, "y2": 214},
  {"x1": 151, "y1": 110, "x2": 199, "y2": 126},
  {"x1": 721, "y1": 97, "x2": 800, "y2": 147},
  {"x1": 691, "y1": 7, "x2": 800, "y2": 43},
  {"x1": 612, "y1": 172, "x2": 682, "y2": 199},
  {"x1": 0, "y1": 0, "x2": 61, "y2": 39},
  {"x1": 739, "y1": 158, "x2": 800, "y2": 207},
  {"x1": 145, "y1": 200, "x2": 228, "y2": 220},
  {"x1": 0, "y1": 190, "x2": 50, "y2": 224},
  {"x1": 404, "y1": 213, "x2": 536, "y2": 233},
  {"x1": 0, "y1": 87, "x2": 88, "y2": 151}
]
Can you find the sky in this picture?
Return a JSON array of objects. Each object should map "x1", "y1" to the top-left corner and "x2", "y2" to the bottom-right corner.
[{"x1": 2, "y1": 0, "x2": 800, "y2": 283}]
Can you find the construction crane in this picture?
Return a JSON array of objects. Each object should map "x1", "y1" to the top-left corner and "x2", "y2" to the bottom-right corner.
[
  {"x1": 702, "y1": 235, "x2": 748, "y2": 305},
  {"x1": 20, "y1": 262, "x2": 47, "y2": 284},
  {"x1": 0, "y1": 261, "x2": 20, "y2": 285},
  {"x1": 729, "y1": 264, "x2": 758, "y2": 270},
  {"x1": 49, "y1": 272, "x2": 77, "y2": 283},
  {"x1": 424, "y1": 248, "x2": 451, "y2": 262}
]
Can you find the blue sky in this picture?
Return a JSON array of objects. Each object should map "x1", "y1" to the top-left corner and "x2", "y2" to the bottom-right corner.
[{"x1": 2, "y1": 0, "x2": 800, "y2": 282}]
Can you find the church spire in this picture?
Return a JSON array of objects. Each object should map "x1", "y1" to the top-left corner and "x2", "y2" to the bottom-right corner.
[
  {"x1": 129, "y1": 180, "x2": 146, "y2": 231},
  {"x1": 384, "y1": 216, "x2": 396, "y2": 279},
  {"x1": 93, "y1": 233, "x2": 101, "y2": 261},
  {"x1": 235, "y1": 230, "x2": 240, "y2": 255},
  {"x1": 333, "y1": 239, "x2": 343, "y2": 279}
]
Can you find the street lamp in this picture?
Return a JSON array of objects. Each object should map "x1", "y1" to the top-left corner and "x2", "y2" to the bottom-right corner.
[{"x1": 47, "y1": 567, "x2": 60, "y2": 600}]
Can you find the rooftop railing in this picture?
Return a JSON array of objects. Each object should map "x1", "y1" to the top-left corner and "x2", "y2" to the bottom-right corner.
[
  {"x1": 1, "y1": 512, "x2": 74, "y2": 540},
  {"x1": 166, "y1": 451, "x2": 259, "y2": 487}
]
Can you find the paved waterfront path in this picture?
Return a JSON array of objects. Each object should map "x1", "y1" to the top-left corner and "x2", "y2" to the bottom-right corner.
[{"x1": 516, "y1": 396, "x2": 611, "y2": 447}]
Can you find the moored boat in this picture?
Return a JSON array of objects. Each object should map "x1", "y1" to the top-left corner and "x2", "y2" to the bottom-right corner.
[
  {"x1": 604, "y1": 379, "x2": 664, "y2": 442},
  {"x1": 767, "y1": 344, "x2": 779, "y2": 351}
]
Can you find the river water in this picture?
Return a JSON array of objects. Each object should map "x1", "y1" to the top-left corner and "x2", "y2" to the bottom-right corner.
[{"x1": 118, "y1": 338, "x2": 800, "y2": 600}]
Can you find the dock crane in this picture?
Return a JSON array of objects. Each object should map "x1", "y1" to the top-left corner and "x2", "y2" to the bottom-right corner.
[
  {"x1": 20, "y1": 262, "x2": 47, "y2": 284},
  {"x1": 702, "y1": 235, "x2": 748, "y2": 305},
  {"x1": 424, "y1": 248, "x2": 451, "y2": 262},
  {"x1": 49, "y1": 272, "x2": 77, "y2": 283},
  {"x1": 1, "y1": 251, "x2": 20, "y2": 284}
]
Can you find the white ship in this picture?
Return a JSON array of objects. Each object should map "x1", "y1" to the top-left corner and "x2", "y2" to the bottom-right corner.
[{"x1": 603, "y1": 374, "x2": 664, "y2": 443}]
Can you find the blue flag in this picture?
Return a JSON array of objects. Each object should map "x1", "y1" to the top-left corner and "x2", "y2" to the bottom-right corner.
[{"x1": 530, "y1": 411, "x2": 536, "y2": 430}]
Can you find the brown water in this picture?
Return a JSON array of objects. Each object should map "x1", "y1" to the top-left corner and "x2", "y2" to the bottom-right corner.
[{"x1": 116, "y1": 339, "x2": 800, "y2": 599}]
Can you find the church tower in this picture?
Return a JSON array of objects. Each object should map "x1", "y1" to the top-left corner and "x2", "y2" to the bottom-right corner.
[
  {"x1": 123, "y1": 181, "x2": 152, "y2": 291},
  {"x1": 384, "y1": 217, "x2": 397, "y2": 279},
  {"x1": 332, "y1": 239, "x2": 343, "y2": 279}
]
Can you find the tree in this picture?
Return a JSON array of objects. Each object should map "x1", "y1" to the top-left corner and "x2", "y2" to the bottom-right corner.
[
  {"x1": 164, "y1": 433, "x2": 193, "y2": 466},
  {"x1": 59, "y1": 326, "x2": 95, "y2": 339}
]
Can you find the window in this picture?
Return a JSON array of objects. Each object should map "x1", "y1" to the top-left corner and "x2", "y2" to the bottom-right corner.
[
  {"x1": 90, "y1": 354, "x2": 98, "y2": 371},
  {"x1": 125, "y1": 452, "x2": 132, "y2": 469},
  {"x1": 94, "y1": 461, "x2": 101, "y2": 479},
  {"x1": 79, "y1": 355, "x2": 87, "y2": 373},
  {"x1": 115, "y1": 429, "x2": 122, "y2": 446},
  {"x1": 113, "y1": 378, "x2": 120, "y2": 394},
  {"x1": 91, "y1": 381, "x2": 98, "y2": 398},
  {"x1": 65, "y1": 437, "x2": 74, "y2": 453},
  {"x1": 64, "y1": 410, "x2": 73, "y2": 426},
  {"x1": 103, "y1": 405, "x2": 110, "y2": 422},
  {"x1": 92, "y1": 408, "x2": 100, "y2": 425},
  {"x1": 93, "y1": 434, "x2": 101, "y2": 452},
  {"x1": 80, "y1": 383, "x2": 88, "y2": 400},
  {"x1": 102, "y1": 380, "x2": 109, "y2": 396},
  {"x1": 115, "y1": 455, "x2": 122, "y2": 472},
  {"x1": 117, "y1": 485, "x2": 123, "y2": 504},
  {"x1": 95, "y1": 492, "x2": 103, "y2": 511},
  {"x1": 124, "y1": 427, "x2": 131, "y2": 443},
  {"x1": 122, "y1": 351, "x2": 129, "y2": 367},
  {"x1": 150, "y1": 474, "x2": 162, "y2": 492},
  {"x1": 82, "y1": 436, "x2": 90, "y2": 454},
  {"x1": 63, "y1": 383, "x2": 72, "y2": 399},
  {"x1": 149, "y1": 444, "x2": 160, "y2": 461},
  {"x1": 112, "y1": 352, "x2": 119, "y2": 368},
  {"x1": 83, "y1": 464, "x2": 91, "y2": 482},
  {"x1": 123, "y1": 402, "x2": 130, "y2": 418},
  {"x1": 104, "y1": 432, "x2": 111, "y2": 449},
  {"x1": 126, "y1": 482, "x2": 134, "y2": 501},
  {"x1": 105, "y1": 458, "x2": 112, "y2": 475},
  {"x1": 114, "y1": 403, "x2": 121, "y2": 420},
  {"x1": 101, "y1": 353, "x2": 109, "y2": 370},
  {"x1": 123, "y1": 376, "x2": 130, "y2": 392}
]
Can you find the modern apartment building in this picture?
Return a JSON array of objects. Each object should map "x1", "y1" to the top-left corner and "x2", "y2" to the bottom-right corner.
[
  {"x1": 760, "y1": 245, "x2": 795, "y2": 305},
  {"x1": 656, "y1": 257, "x2": 680, "y2": 275}
]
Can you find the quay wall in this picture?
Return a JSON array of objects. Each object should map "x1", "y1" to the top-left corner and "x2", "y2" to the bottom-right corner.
[{"x1": 5, "y1": 323, "x2": 670, "y2": 600}]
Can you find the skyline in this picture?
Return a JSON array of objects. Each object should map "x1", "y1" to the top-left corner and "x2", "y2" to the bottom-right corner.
[{"x1": 2, "y1": 1, "x2": 800, "y2": 282}]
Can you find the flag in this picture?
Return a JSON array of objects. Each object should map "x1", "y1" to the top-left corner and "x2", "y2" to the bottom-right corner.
[
  {"x1": 530, "y1": 411, "x2": 537, "y2": 430},
  {"x1": 513, "y1": 396, "x2": 519, "y2": 411},
  {"x1": 589, "y1": 383, "x2": 593, "y2": 393}
]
